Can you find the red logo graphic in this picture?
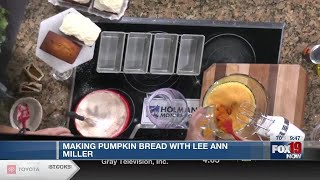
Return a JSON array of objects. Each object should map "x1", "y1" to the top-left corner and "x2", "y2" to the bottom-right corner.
[{"x1": 7, "y1": 165, "x2": 16, "y2": 174}]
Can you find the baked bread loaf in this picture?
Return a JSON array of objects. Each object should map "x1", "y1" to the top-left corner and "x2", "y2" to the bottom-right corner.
[
  {"x1": 40, "y1": 31, "x2": 82, "y2": 64},
  {"x1": 59, "y1": 13, "x2": 101, "y2": 46}
]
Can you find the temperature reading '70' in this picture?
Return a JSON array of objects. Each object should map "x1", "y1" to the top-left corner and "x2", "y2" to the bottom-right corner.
[{"x1": 276, "y1": 135, "x2": 283, "y2": 140}]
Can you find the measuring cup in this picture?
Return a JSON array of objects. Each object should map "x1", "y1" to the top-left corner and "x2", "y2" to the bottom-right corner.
[
  {"x1": 196, "y1": 104, "x2": 264, "y2": 141},
  {"x1": 187, "y1": 105, "x2": 216, "y2": 140}
]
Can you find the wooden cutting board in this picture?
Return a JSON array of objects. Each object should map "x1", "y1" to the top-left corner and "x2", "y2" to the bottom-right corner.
[{"x1": 200, "y1": 64, "x2": 308, "y2": 128}]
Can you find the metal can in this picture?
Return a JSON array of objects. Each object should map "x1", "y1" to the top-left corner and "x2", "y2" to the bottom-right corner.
[{"x1": 303, "y1": 44, "x2": 320, "y2": 64}]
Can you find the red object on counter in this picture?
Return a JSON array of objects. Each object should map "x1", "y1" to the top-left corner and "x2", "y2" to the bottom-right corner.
[{"x1": 16, "y1": 103, "x2": 31, "y2": 129}]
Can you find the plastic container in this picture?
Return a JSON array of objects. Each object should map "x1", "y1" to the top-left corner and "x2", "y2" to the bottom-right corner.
[
  {"x1": 57, "y1": 0, "x2": 91, "y2": 12},
  {"x1": 150, "y1": 34, "x2": 179, "y2": 74},
  {"x1": 95, "y1": 31, "x2": 205, "y2": 75},
  {"x1": 89, "y1": 0, "x2": 129, "y2": 20},
  {"x1": 48, "y1": 0, "x2": 130, "y2": 20},
  {"x1": 36, "y1": 8, "x2": 96, "y2": 74},
  {"x1": 145, "y1": 88, "x2": 189, "y2": 129},
  {"x1": 124, "y1": 32, "x2": 152, "y2": 74},
  {"x1": 177, "y1": 34, "x2": 205, "y2": 75},
  {"x1": 96, "y1": 31, "x2": 125, "y2": 73}
]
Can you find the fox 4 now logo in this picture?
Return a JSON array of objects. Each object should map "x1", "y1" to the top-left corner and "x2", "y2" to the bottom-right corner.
[{"x1": 270, "y1": 142, "x2": 303, "y2": 159}]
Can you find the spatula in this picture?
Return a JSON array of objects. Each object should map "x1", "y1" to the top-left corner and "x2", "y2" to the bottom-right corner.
[{"x1": 219, "y1": 117, "x2": 242, "y2": 141}]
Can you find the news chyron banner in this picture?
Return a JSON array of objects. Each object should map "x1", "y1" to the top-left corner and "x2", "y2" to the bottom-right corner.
[{"x1": 0, "y1": 140, "x2": 306, "y2": 160}]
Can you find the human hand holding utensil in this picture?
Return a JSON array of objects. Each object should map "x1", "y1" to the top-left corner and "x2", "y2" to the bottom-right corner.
[
  {"x1": 186, "y1": 107, "x2": 215, "y2": 140},
  {"x1": 67, "y1": 111, "x2": 97, "y2": 127}
]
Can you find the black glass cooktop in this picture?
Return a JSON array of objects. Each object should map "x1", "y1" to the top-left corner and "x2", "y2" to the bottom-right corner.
[{"x1": 68, "y1": 17, "x2": 284, "y2": 140}]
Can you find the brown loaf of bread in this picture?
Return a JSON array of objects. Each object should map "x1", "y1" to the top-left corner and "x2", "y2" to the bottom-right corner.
[{"x1": 40, "y1": 31, "x2": 82, "y2": 64}]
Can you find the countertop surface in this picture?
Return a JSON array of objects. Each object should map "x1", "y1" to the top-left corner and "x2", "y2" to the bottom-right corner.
[{"x1": 1, "y1": 0, "x2": 320, "y2": 139}]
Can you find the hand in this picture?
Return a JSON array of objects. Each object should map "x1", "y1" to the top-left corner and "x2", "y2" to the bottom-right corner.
[
  {"x1": 27, "y1": 127, "x2": 73, "y2": 136},
  {"x1": 186, "y1": 108, "x2": 215, "y2": 140}
]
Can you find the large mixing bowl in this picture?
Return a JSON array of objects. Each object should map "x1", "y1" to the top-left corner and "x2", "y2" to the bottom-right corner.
[{"x1": 202, "y1": 74, "x2": 268, "y2": 140}]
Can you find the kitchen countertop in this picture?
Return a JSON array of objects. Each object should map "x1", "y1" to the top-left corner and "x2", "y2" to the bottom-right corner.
[{"x1": 1, "y1": 0, "x2": 320, "y2": 139}]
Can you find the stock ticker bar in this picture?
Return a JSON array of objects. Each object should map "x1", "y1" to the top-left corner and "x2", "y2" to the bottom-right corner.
[{"x1": 0, "y1": 141, "x2": 312, "y2": 160}]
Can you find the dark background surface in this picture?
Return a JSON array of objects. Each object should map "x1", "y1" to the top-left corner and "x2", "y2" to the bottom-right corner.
[{"x1": 0, "y1": 0, "x2": 27, "y2": 88}]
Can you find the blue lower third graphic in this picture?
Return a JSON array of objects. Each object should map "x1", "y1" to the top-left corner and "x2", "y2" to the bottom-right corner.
[
  {"x1": 59, "y1": 141, "x2": 265, "y2": 160},
  {"x1": 0, "y1": 141, "x2": 267, "y2": 160}
]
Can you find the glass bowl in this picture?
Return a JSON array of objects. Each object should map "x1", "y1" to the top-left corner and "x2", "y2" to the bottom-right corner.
[{"x1": 202, "y1": 74, "x2": 268, "y2": 140}]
